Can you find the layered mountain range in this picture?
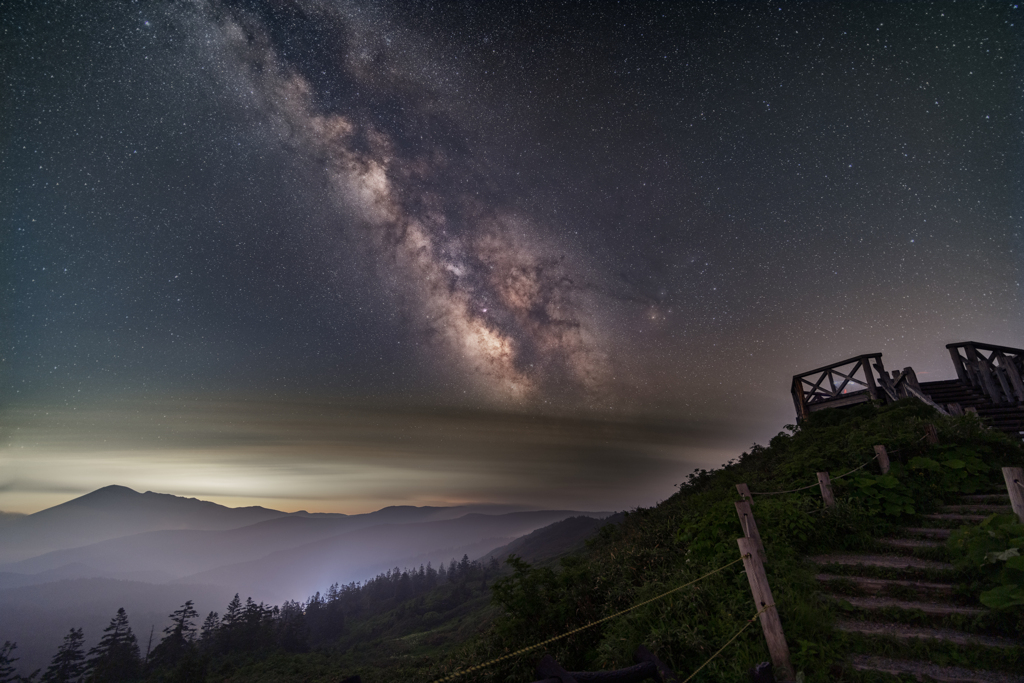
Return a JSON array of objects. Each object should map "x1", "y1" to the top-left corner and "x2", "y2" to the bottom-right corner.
[{"x1": 0, "y1": 486, "x2": 611, "y2": 676}]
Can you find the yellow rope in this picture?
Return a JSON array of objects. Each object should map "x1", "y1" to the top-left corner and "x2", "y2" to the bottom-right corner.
[
  {"x1": 428, "y1": 556, "x2": 748, "y2": 683},
  {"x1": 751, "y1": 451, "x2": 880, "y2": 495},
  {"x1": 679, "y1": 602, "x2": 774, "y2": 683}
]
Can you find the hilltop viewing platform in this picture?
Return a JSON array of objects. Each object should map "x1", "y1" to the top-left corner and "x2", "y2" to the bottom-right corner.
[{"x1": 792, "y1": 341, "x2": 1024, "y2": 441}]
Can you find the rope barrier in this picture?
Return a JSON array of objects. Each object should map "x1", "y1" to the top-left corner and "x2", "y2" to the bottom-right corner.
[
  {"x1": 749, "y1": 452, "x2": 879, "y2": 496},
  {"x1": 428, "y1": 556, "x2": 748, "y2": 683},
  {"x1": 830, "y1": 454, "x2": 879, "y2": 481},
  {"x1": 679, "y1": 602, "x2": 775, "y2": 683}
]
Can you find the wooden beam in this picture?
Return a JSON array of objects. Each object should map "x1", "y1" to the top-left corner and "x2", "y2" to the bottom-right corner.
[
  {"x1": 924, "y1": 424, "x2": 939, "y2": 446},
  {"x1": 634, "y1": 645, "x2": 680, "y2": 683},
  {"x1": 738, "y1": 538, "x2": 795, "y2": 683},
  {"x1": 535, "y1": 654, "x2": 579, "y2": 683},
  {"x1": 736, "y1": 501, "x2": 767, "y2": 563},
  {"x1": 873, "y1": 445, "x2": 890, "y2": 475},
  {"x1": 1003, "y1": 468, "x2": 1024, "y2": 525},
  {"x1": 817, "y1": 472, "x2": 835, "y2": 507}
]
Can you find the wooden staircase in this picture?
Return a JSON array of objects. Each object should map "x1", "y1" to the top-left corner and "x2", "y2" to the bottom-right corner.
[
  {"x1": 921, "y1": 379, "x2": 1024, "y2": 440},
  {"x1": 810, "y1": 488, "x2": 1023, "y2": 683}
]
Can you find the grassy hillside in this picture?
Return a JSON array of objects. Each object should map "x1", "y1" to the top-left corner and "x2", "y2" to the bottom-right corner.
[{"x1": 424, "y1": 400, "x2": 1024, "y2": 683}]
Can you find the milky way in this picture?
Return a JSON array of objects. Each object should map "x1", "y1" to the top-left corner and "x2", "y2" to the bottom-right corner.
[{"x1": 184, "y1": 0, "x2": 617, "y2": 405}]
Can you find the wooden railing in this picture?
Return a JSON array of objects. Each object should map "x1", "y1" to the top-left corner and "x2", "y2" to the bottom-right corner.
[
  {"x1": 947, "y1": 342, "x2": 1024, "y2": 405},
  {"x1": 875, "y1": 365, "x2": 949, "y2": 416},
  {"x1": 791, "y1": 353, "x2": 885, "y2": 421}
]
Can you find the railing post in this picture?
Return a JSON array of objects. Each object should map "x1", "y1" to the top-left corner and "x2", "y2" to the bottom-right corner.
[
  {"x1": 995, "y1": 352, "x2": 1024, "y2": 403},
  {"x1": 737, "y1": 538, "x2": 795, "y2": 682},
  {"x1": 737, "y1": 483, "x2": 753, "y2": 503},
  {"x1": 791, "y1": 378, "x2": 809, "y2": 422},
  {"x1": 992, "y1": 353, "x2": 1016, "y2": 404},
  {"x1": 873, "y1": 445, "x2": 890, "y2": 475},
  {"x1": 863, "y1": 354, "x2": 881, "y2": 401},
  {"x1": 948, "y1": 345, "x2": 969, "y2": 384},
  {"x1": 816, "y1": 472, "x2": 835, "y2": 507},
  {"x1": 1003, "y1": 468, "x2": 1024, "y2": 525},
  {"x1": 735, "y1": 501, "x2": 767, "y2": 563}
]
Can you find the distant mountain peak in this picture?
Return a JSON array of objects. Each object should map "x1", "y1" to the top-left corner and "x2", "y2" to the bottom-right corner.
[{"x1": 66, "y1": 485, "x2": 142, "y2": 503}]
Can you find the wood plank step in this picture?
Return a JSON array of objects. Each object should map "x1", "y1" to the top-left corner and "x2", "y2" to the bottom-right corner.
[
  {"x1": 851, "y1": 655, "x2": 1023, "y2": 683},
  {"x1": 904, "y1": 527, "x2": 952, "y2": 539},
  {"x1": 834, "y1": 595, "x2": 985, "y2": 617},
  {"x1": 880, "y1": 537, "x2": 943, "y2": 549},
  {"x1": 815, "y1": 573, "x2": 954, "y2": 598},
  {"x1": 835, "y1": 619, "x2": 1020, "y2": 648},
  {"x1": 809, "y1": 554, "x2": 954, "y2": 571},
  {"x1": 959, "y1": 494, "x2": 1010, "y2": 503},
  {"x1": 924, "y1": 513, "x2": 988, "y2": 522}
]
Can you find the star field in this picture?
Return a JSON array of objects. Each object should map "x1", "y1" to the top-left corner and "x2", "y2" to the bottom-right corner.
[{"x1": 1, "y1": 0, "x2": 1021, "y2": 512}]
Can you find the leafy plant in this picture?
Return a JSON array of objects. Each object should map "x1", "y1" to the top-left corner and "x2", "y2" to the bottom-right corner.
[
  {"x1": 848, "y1": 473, "x2": 915, "y2": 516},
  {"x1": 948, "y1": 514, "x2": 1024, "y2": 609}
]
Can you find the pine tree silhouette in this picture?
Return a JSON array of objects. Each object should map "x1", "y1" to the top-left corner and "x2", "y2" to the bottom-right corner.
[
  {"x1": 0, "y1": 641, "x2": 24, "y2": 683},
  {"x1": 85, "y1": 608, "x2": 140, "y2": 683},
  {"x1": 146, "y1": 601, "x2": 198, "y2": 670},
  {"x1": 42, "y1": 628, "x2": 85, "y2": 683}
]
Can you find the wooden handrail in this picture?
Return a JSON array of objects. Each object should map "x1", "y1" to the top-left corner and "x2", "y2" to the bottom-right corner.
[
  {"x1": 791, "y1": 353, "x2": 885, "y2": 420},
  {"x1": 947, "y1": 341, "x2": 1024, "y2": 404}
]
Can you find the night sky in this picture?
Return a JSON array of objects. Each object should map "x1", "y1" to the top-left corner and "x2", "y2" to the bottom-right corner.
[{"x1": 2, "y1": 1, "x2": 1021, "y2": 514}]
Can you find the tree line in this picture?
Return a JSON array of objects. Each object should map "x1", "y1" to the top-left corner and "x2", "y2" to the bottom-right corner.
[{"x1": 0, "y1": 554, "x2": 503, "y2": 682}]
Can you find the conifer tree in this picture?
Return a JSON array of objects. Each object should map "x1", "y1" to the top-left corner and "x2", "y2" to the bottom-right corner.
[
  {"x1": 85, "y1": 608, "x2": 140, "y2": 683},
  {"x1": 147, "y1": 601, "x2": 197, "y2": 670},
  {"x1": 0, "y1": 641, "x2": 22, "y2": 683},
  {"x1": 221, "y1": 594, "x2": 242, "y2": 628},
  {"x1": 42, "y1": 628, "x2": 85, "y2": 683},
  {"x1": 198, "y1": 612, "x2": 219, "y2": 645}
]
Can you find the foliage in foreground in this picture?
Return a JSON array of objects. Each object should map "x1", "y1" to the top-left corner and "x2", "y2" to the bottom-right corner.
[{"x1": 459, "y1": 401, "x2": 1024, "y2": 683}]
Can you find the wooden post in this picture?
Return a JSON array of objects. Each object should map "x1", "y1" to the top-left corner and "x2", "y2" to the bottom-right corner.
[
  {"x1": 817, "y1": 472, "x2": 835, "y2": 507},
  {"x1": 737, "y1": 483, "x2": 753, "y2": 503},
  {"x1": 873, "y1": 445, "x2": 890, "y2": 475},
  {"x1": 924, "y1": 424, "x2": 939, "y2": 445},
  {"x1": 735, "y1": 501, "x2": 767, "y2": 563},
  {"x1": 1003, "y1": 468, "x2": 1024, "y2": 525},
  {"x1": 738, "y1": 538, "x2": 795, "y2": 682}
]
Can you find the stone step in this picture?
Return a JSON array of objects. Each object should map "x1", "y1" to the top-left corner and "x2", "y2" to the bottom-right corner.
[
  {"x1": 851, "y1": 655, "x2": 1023, "y2": 683},
  {"x1": 833, "y1": 595, "x2": 985, "y2": 617},
  {"x1": 809, "y1": 554, "x2": 954, "y2": 571},
  {"x1": 942, "y1": 504, "x2": 1012, "y2": 514},
  {"x1": 904, "y1": 527, "x2": 952, "y2": 539},
  {"x1": 815, "y1": 573, "x2": 954, "y2": 598},
  {"x1": 879, "y1": 537, "x2": 943, "y2": 550},
  {"x1": 835, "y1": 619, "x2": 1020, "y2": 648}
]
